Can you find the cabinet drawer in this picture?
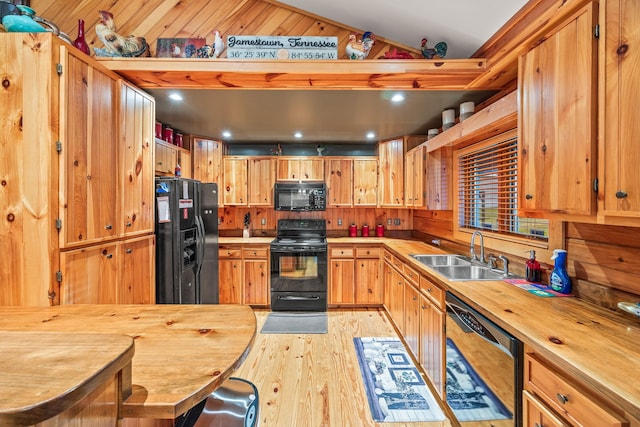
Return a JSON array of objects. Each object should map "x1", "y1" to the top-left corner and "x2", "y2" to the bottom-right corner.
[
  {"x1": 242, "y1": 246, "x2": 269, "y2": 259},
  {"x1": 383, "y1": 250, "x2": 393, "y2": 263},
  {"x1": 403, "y1": 264, "x2": 420, "y2": 286},
  {"x1": 219, "y1": 246, "x2": 242, "y2": 258},
  {"x1": 525, "y1": 354, "x2": 628, "y2": 427},
  {"x1": 330, "y1": 246, "x2": 354, "y2": 258},
  {"x1": 419, "y1": 276, "x2": 444, "y2": 309},
  {"x1": 355, "y1": 247, "x2": 380, "y2": 258}
]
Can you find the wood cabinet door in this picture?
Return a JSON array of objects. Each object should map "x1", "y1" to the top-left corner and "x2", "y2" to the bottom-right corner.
[
  {"x1": 355, "y1": 258, "x2": 382, "y2": 304},
  {"x1": 222, "y1": 158, "x2": 248, "y2": 205},
  {"x1": 192, "y1": 137, "x2": 223, "y2": 184},
  {"x1": 329, "y1": 258, "x2": 355, "y2": 304},
  {"x1": 403, "y1": 283, "x2": 420, "y2": 358},
  {"x1": 383, "y1": 261, "x2": 393, "y2": 311},
  {"x1": 412, "y1": 147, "x2": 425, "y2": 208},
  {"x1": 518, "y1": 2, "x2": 598, "y2": 215},
  {"x1": 276, "y1": 158, "x2": 298, "y2": 181},
  {"x1": 300, "y1": 158, "x2": 324, "y2": 181},
  {"x1": 218, "y1": 259, "x2": 242, "y2": 304},
  {"x1": 118, "y1": 235, "x2": 155, "y2": 304},
  {"x1": 120, "y1": 81, "x2": 155, "y2": 237},
  {"x1": 419, "y1": 293, "x2": 445, "y2": 398},
  {"x1": 243, "y1": 259, "x2": 269, "y2": 305},
  {"x1": 425, "y1": 146, "x2": 452, "y2": 210},
  {"x1": 326, "y1": 159, "x2": 353, "y2": 207},
  {"x1": 405, "y1": 150, "x2": 415, "y2": 207},
  {"x1": 601, "y1": 0, "x2": 640, "y2": 219},
  {"x1": 179, "y1": 150, "x2": 192, "y2": 179},
  {"x1": 523, "y1": 390, "x2": 570, "y2": 427},
  {"x1": 59, "y1": 243, "x2": 118, "y2": 304},
  {"x1": 248, "y1": 158, "x2": 276, "y2": 206},
  {"x1": 61, "y1": 49, "x2": 119, "y2": 247},
  {"x1": 378, "y1": 138, "x2": 405, "y2": 207},
  {"x1": 353, "y1": 159, "x2": 378, "y2": 206},
  {"x1": 155, "y1": 141, "x2": 176, "y2": 175},
  {"x1": 390, "y1": 268, "x2": 405, "y2": 334}
]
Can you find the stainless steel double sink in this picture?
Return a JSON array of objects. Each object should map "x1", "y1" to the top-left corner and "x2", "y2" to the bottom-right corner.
[{"x1": 410, "y1": 254, "x2": 508, "y2": 281}]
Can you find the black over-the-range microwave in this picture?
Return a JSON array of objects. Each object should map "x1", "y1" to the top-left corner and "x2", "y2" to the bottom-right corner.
[{"x1": 273, "y1": 182, "x2": 327, "y2": 211}]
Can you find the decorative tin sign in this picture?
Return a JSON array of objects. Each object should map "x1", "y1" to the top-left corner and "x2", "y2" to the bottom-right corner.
[{"x1": 226, "y1": 35, "x2": 338, "y2": 60}]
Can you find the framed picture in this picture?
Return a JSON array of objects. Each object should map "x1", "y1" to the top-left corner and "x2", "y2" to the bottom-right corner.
[{"x1": 156, "y1": 38, "x2": 208, "y2": 58}]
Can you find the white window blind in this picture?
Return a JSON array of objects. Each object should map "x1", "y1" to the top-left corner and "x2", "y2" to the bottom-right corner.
[{"x1": 457, "y1": 133, "x2": 548, "y2": 240}]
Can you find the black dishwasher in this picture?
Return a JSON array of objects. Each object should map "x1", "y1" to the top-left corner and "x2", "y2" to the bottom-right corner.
[{"x1": 445, "y1": 292, "x2": 523, "y2": 427}]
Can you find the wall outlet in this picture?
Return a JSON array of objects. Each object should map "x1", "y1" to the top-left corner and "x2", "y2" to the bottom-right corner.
[
  {"x1": 387, "y1": 218, "x2": 392, "y2": 225},
  {"x1": 337, "y1": 218, "x2": 342, "y2": 226},
  {"x1": 394, "y1": 218, "x2": 401, "y2": 226},
  {"x1": 261, "y1": 218, "x2": 266, "y2": 225}
]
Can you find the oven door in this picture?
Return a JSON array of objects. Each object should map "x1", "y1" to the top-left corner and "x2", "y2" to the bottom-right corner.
[
  {"x1": 445, "y1": 292, "x2": 522, "y2": 427},
  {"x1": 270, "y1": 247, "x2": 327, "y2": 311}
]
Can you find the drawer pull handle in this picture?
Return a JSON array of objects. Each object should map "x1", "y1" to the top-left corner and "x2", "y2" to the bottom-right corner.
[
  {"x1": 616, "y1": 190, "x2": 628, "y2": 199},
  {"x1": 556, "y1": 393, "x2": 569, "y2": 404},
  {"x1": 525, "y1": 194, "x2": 533, "y2": 200}
]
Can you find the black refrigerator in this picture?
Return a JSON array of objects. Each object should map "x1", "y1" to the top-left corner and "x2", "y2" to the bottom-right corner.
[{"x1": 155, "y1": 177, "x2": 219, "y2": 304}]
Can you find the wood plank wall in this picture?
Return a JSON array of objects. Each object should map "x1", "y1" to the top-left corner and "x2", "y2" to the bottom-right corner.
[
  {"x1": 219, "y1": 207, "x2": 412, "y2": 236},
  {"x1": 30, "y1": 0, "x2": 419, "y2": 60}
]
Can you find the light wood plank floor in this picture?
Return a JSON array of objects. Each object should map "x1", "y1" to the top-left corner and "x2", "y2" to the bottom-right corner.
[{"x1": 234, "y1": 308, "x2": 454, "y2": 427}]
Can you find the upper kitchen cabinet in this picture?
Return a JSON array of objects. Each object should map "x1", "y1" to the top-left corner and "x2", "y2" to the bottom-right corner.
[
  {"x1": 223, "y1": 157, "x2": 248, "y2": 206},
  {"x1": 277, "y1": 157, "x2": 324, "y2": 182},
  {"x1": 425, "y1": 146, "x2": 452, "y2": 210},
  {"x1": 518, "y1": 1, "x2": 598, "y2": 216},
  {"x1": 248, "y1": 157, "x2": 277, "y2": 206},
  {"x1": 378, "y1": 138, "x2": 406, "y2": 207},
  {"x1": 60, "y1": 46, "x2": 119, "y2": 247},
  {"x1": 325, "y1": 159, "x2": 353, "y2": 207},
  {"x1": 405, "y1": 146, "x2": 426, "y2": 208},
  {"x1": 192, "y1": 136, "x2": 224, "y2": 183},
  {"x1": 353, "y1": 158, "x2": 378, "y2": 206},
  {"x1": 600, "y1": 0, "x2": 640, "y2": 223},
  {"x1": 119, "y1": 81, "x2": 155, "y2": 237}
]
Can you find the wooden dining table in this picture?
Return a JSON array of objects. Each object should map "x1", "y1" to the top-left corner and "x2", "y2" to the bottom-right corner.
[{"x1": 0, "y1": 304, "x2": 257, "y2": 425}]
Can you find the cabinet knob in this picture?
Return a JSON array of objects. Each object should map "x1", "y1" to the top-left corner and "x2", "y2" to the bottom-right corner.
[
  {"x1": 105, "y1": 224, "x2": 113, "y2": 230},
  {"x1": 556, "y1": 393, "x2": 569, "y2": 405},
  {"x1": 105, "y1": 253, "x2": 113, "y2": 259},
  {"x1": 126, "y1": 222, "x2": 132, "y2": 227},
  {"x1": 125, "y1": 249, "x2": 132, "y2": 254},
  {"x1": 616, "y1": 190, "x2": 628, "y2": 199},
  {"x1": 525, "y1": 194, "x2": 533, "y2": 200}
]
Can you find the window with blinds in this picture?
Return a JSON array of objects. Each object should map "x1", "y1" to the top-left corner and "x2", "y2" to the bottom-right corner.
[{"x1": 457, "y1": 133, "x2": 548, "y2": 240}]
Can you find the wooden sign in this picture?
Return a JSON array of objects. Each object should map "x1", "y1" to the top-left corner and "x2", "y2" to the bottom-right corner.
[{"x1": 226, "y1": 35, "x2": 338, "y2": 60}]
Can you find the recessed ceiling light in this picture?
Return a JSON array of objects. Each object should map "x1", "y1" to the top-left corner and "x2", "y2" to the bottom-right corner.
[
  {"x1": 222, "y1": 130, "x2": 232, "y2": 138},
  {"x1": 391, "y1": 93, "x2": 405, "y2": 103},
  {"x1": 168, "y1": 93, "x2": 183, "y2": 101},
  {"x1": 294, "y1": 132, "x2": 303, "y2": 138},
  {"x1": 366, "y1": 132, "x2": 376, "y2": 139}
]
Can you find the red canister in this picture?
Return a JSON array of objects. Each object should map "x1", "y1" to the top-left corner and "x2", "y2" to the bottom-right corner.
[
  {"x1": 155, "y1": 122, "x2": 163, "y2": 139},
  {"x1": 361, "y1": 224, "x2": 370, "y2": 237},
  {"x1": 174, "y1": 132, "x2": 184, "y2": 148},
  {"x1": 163, "y1": 126, "x2": 174, "y2": 144},
  {"x1": 349, "y1": 224, "x2": 357, "y2": 237},
  {"x1": 375, "y1": 224, "x2": 384, "y2": 237}
]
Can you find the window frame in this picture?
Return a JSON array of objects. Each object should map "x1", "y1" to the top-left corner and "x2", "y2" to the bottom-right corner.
[{"x1": 453, "y1": 129, "x2": 562, "y2": 261}]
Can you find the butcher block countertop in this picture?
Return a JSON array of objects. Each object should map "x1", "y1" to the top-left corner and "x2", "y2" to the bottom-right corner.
[
  {"x1": 0, "y1": 304, "x2": 257, "y2": 421},
  {"x1": 230, "y1": 236, "x2": 640, "y2": 419},
  {"x1": 0, "y1": 331, "x2": 134, "y2": 426}
]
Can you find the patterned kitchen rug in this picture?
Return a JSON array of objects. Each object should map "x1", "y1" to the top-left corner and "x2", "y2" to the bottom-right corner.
[
  {"x1": 446, "y1": 338, "x2": 512, "y2": 422},
  {"x1": 354, "y1": 337, "x2": 446, "y2": 423}
]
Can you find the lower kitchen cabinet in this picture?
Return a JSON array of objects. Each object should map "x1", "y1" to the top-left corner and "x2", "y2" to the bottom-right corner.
[
  {"x1": 419, "y1": 287, "x2": 445, "y2": 398},
  {"x1": 403, "y1": 282, "x2": 421, "y2": 358},
  {"x1": 524, "y1": 350, "x2": 629, "y2": 427},
  {"x1": 329, "y1": 245, "x2": 382, "y2": 305},
  {"x1": 219, "y1": 244, "x2": 270, "y2": 305},
  {"x1": 59, "y1": 236, "x2": 155, "y2": 304}
]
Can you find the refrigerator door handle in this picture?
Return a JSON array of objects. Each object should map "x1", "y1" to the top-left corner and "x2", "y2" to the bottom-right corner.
[{"x1": 195, "y1": 216, "x2": 205, "y2": 274}]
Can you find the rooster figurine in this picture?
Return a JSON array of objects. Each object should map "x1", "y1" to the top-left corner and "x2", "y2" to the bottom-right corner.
[
  {"x1": 345, "y1": 32, "x2": 375, "y2": 60},
  {"x1": 197, "y1": 29, "x2": 226, "y2": 58},
  {"x1": 420, "y1": 38, "x2": 447, "y2": 59},
  {"x1": 94, "y1": 10, "x2": 149, "y2": 57}
]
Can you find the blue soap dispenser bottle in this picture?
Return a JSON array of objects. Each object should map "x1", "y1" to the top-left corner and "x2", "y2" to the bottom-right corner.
[{"x1": 550, "y1": 249, "x2": 571, "y2": 294}]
